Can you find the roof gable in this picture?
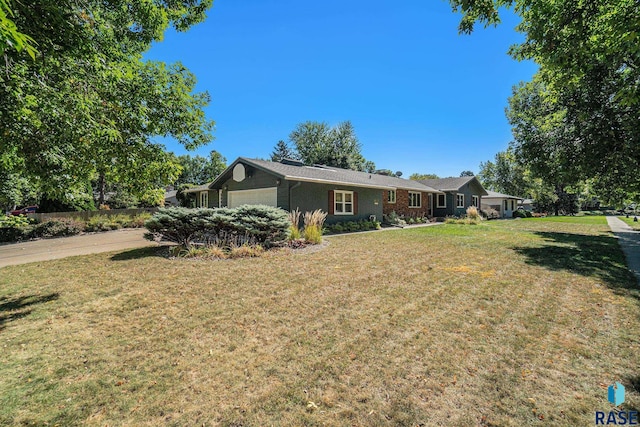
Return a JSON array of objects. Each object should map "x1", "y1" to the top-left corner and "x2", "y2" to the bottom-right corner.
[{"x1": 419, "y1": 176, "x2": 488, "y2": 195}]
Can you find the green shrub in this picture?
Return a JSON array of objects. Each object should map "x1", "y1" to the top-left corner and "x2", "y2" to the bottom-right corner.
[
  {"x1": 85, "y1": 215, "x2": 120, "y2": 232},
  {"x1": 0, "y1": 214, "x2": 33, "y2": 228},
  {"x1": 513, "y1": 210, "x2": 527, "y2": 218},
  {"x1": 384, "y1": 211, "x2": 401, "y2": 225},
  {"x1": 289, "y1": 225, "x2": 301, "y2": 240},
  {"x1": 233, "y1": 205, "x2": 291, "y2": 247},
  {"x1": 0, "y1": 226, "x2": 31, "y2": 242},
  {"x1": 325, "y1": 219, "x2": 381, "y2": 234},
  {"x1": 145, "y1": 207, "x2": 215, "y2": 249},
  {"x1": 525, "y1": 211, "x2": 533, "y2": 218},
  {"x1": 145, "y1": 206, "x2": 291, "y2": 250},
  {"x1": 31, "y1": 218, "x2": 84, "y2": 238},
  {"x1": 303, "y1": 225, "x2": 323, "y2": 244},
  {"x1": 0, "y1": 214, "x2": 35, "y2": 242},
  {"x1": 125, "y1": 213, "x2": 153, "y2": 228}
]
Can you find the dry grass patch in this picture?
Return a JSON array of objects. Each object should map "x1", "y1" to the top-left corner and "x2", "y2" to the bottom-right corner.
[{"x1": 0, "y1": 217, "x2": 639, "y2": 426}]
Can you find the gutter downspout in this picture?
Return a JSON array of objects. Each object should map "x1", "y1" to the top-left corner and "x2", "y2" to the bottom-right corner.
[{"x1": 288, "y1": 181, "x2": 302, "y2": 211}]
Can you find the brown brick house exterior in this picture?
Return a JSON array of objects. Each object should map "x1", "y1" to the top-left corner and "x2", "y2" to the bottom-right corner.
[{"x1": 383, "y1": 189, "x2": 432, "y2": 218}]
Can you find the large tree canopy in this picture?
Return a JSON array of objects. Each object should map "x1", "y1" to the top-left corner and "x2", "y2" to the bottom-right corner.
[
  {"x1": 0, "y1": 0, "x2": 36, "y2": 58},
  {"x1": 286, "y1": 121, "x2": 375, "y2": 172},
  {"x1": 0, "y1": 0, "x2": 214, "y2": 208},
  {"x1": 450, "y1": 0, "x2": 640, "y2": 195},
  {"x1": 174, "y1": 150, "x2": 227, "y2": 186}
]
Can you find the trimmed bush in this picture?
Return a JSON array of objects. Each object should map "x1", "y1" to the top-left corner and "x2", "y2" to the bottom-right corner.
[
  {"x1": 232, "y1": 205, "x2": 291, "y2": 247},
  {"x1": 0, "y1": 226, "x2": 30, "y2": 242},
  {"x1": 31, "y1": 218, "x2": 84, "y2": 238},
  {"x1": 0, "y1": 214, "x2": 35, "y2": 242},
  {"x1": 145, "y1": 205, "x2": 291, "y2": 250},
  {"x1": 145, "y1": 207, "x2": 217, "y2": 249},
  {"x1": 325, "y1": 219, "x2": 381, "y2": 234},
  {"x1": 513, "y1": 209, "x2": 528, "y2": 218},
  {"x1": 85, "y1": 215, "x2": 121, "y2": 232}
]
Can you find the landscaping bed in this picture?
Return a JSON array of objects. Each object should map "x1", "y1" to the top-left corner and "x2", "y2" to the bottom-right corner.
[{"x1": 0, "y1": 213, "x2": 151, "y2": 243}]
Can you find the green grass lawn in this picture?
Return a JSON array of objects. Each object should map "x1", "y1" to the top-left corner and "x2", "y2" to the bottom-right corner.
[
  {"x1": 1, "y1": 217, "x2": 639, "y2": 426},
  {"x1": 618, "y1": 215, "x2": 640, "y2": 231}
]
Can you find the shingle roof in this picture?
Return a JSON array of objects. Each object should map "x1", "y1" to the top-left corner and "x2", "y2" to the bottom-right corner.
[
  {"x1": 418, "y1": 176, "x2": 477, "y2": 191},
  {"x1": 485, "y1": 190, "x2": 524, "y2": 200},
  {"x1": 418, "y1": 176, "x2": 489, "y2": 196},
  {"x1": 182, "y1": 183, "x2": 213, "y2": 193},
  {"x1": 211, "y1": 158, "x2": 442, "y2": 193}
]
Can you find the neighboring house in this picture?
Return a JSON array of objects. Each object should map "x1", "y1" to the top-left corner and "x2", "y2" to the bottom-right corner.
[
  {"x1": 419, "y1": 176, "x2": 488, "y2": 217},
  {"x1": 482, "y1": 190, "x2": 524, "y2": 218},
  {"x1": 519, "y1": 198, "x2": 534, "y2": 212},
  {"x1": 187, "y1": 157, "x2": 442, "y2": 223},
  {"x1": 164, "y1": 188, "x2": 179, "y2": 206},
  {"x1": 182, "y1": 183, "x2": 214, "y2": 208}
]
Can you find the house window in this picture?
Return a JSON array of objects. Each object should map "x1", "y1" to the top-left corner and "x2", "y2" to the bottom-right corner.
[
  {"x1": 511, "y1": 200, "x2": 515, "y2": 211},
  {"x1": 387, "y1": 189, "x2": 396, "y2": 204},
  {"x1": 472, "y1": 195, "x2": 479, "y2": 207},
  {"x1": 408, "y1": 191, "x2": 421, "y2": 208},
  {"x1": 504, "y1": 200, "x2": 508, "y2": 211},
  {"x1": 437, "y1": 194, "x2": 446, "y2": 208},
  {"x1": 335, "y1": 190, "x2": 354, "y2": 215},
  {"x1": 456, "y1": 193, "x2": 464, "y2": 208},
  {"x1": 200, "y1": 191, "x2": 209, "y2": 208}
]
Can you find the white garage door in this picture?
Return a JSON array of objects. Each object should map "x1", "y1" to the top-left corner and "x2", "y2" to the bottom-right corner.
[{"x1": 227, "y1": 187, "x2": 278, "y2": 208}]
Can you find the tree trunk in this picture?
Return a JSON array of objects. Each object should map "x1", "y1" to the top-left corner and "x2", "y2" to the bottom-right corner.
[{"x1": 98, "y1": 173, "x2": 106, "y2": 207}]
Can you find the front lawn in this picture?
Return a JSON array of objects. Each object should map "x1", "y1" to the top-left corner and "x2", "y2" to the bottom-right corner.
[{"x1": 1, "y1": 217, "x2": 638, "y2": 426}]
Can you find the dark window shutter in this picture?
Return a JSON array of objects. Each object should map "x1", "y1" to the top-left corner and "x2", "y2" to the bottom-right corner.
[
  {"x1": 328, "y1": 190, "x2": 334, "y2": 215},
  {"x1": 353, "y1": 191, "x2": 358, "y2": 215}
]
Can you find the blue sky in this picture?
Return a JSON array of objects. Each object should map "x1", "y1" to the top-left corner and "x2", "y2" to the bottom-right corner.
[{"x1": 146, "y1": 0, "x2": 538, "y2": 178}]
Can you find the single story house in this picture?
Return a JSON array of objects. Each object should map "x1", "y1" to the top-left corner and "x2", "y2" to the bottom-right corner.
[
  {"x1": 164, "y1": 188, "x2": 179, "y2": 206},
  {"x1": 519, "y1": 198, "x2": 534, "y2": 212},
  {"x1": 482, "y1": 190, "x2": 524, "y2": 218},
  {"x1": 182, "y1": 182, "x2": 213, "y2": 208},
  {"x1": 418, "y1": 176, "x2": 488, "y2": 217},
  {"x1": 185, "y1": 157, "x2": 442, "y2": 223}
]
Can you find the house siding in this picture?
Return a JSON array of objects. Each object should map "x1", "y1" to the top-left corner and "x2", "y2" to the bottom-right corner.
[
  {"x1": 483, "y1": 197, "x2": 518, "y2": 218},
  {"x1": 383, "y1": 189, "x2": 432, "y2": 218},
  {"x1": 216, "y1": 168, "x2": 285, "y2": 208},
  {"x1": 290, "y1": 181, "x2": 383, "y2": 224},
  {"x1": 432, "y1": 183, "x2": 483, "y2": 217},
  {"x1": 195, "y1": 190, "x2": 217, "y2": 208}
]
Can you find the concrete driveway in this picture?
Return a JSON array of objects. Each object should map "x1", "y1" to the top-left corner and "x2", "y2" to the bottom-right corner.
[{"x1": 0, "y1": 228, "x2": 157, "y2": 268}]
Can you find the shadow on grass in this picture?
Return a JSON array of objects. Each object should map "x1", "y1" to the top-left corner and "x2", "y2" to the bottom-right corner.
[
  {"x1": 0, "y1": 293, "x2": 59, "y2": 331},
  {"x1": 110, "y1": 246, "x2": 167, "y2": 261},
  {"x1": 622, "y1": 375, "x2": 640, "y2": 414},
  {"x1": 512, "y1": 231, "x2": 638, "y2": 296}
]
